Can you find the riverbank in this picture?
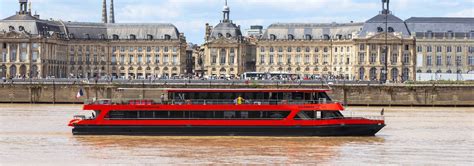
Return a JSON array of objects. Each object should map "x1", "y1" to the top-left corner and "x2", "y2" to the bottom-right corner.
[{"x1": 0, "y1": 82, "x2": 472, "y2": 106}]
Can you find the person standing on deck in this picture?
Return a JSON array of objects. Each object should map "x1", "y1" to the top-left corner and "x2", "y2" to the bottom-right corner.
[{"x1": 236, "y1": 96, "x2": 244, "y2": 105}]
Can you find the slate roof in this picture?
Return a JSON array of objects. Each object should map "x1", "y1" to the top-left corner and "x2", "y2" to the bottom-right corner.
[
  {"x1": 1, "y1": 13, "x2": 181, "y2": 40},
  {"x1": 209, "y1": 21, "x2": 242, "y2": 39},
  {"x1": 405, "y1": 17, "x2": 474, "y2": 33},
  {"x1": 358, "y1": 13, "x2": 411, "y2": 38},
  {"x1": 261, "y1": 22, "x2": 363, "y2": 40}
]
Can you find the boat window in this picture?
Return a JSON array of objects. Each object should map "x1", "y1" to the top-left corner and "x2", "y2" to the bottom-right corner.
[
  {"x1": 294, "y1": 111, "x2": 343, "y2": 120},
  {"x1": 105, "y1": 110, "x2": 291, "y2": 120}
]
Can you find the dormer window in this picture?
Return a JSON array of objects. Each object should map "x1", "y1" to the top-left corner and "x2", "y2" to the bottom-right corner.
[
  {"x1": 377, "y1": 27, "x2": 384, "y2": 32},
  {"x1": 427, "y1": 31, "x2": 433, "y2": 38},
  {"x1": 218, "y1": 33, "x2": 223, "y2": 38},
  {"x1": 112, "y1": 34, "x2": 119, "y2": 40},
  {"x1": 388, "y1": 27, "x2": 394, "y2": 32},
  {"x1": 69, "y1": 33, "x2": 75, "y2": 39},
  {"x1": 347, "y1": 34, "x2": 352, "y2": 39},
  {"x1": 85, "y1": 34, "x2": 90, "y2": 40},
  {"x1": 336, "y1": 34, "x2": 342, "y2": 40},
  {"x1": 9, "y1": 26, "x2": 14, "y2": 31},
  {"x1": 147, "y1": 34, "x2": 153, "y2": 40},
  {"x1": 323, "y1": 34, "x2": 330, "y2": 40},
  {"x1": 19, "y1": 26, "x2": 24, "y2": 31},
  {"x1": 288, "y1": 34, "x2": 294, "y2": 40},
  {"x1": 305, "y1": 34, "x2": 312, "y2": 40},
  {"x1": 164, "y1": 34, "x2": 171, "y2": 40},
  {"x1": 99, "y1": 34, "x2": 106, "y2": 40},
  {"x1": 226, "y1": 33, "x2": 232, "y2": 38},
  {"x1": 129, "y1": 34, "x2": 136, "y2": 40},
  {"x1": 447, "y1": 31, "x2": 454, "y2": 39},
  {"x1": 270, "y1": 34, "x2": 277, "y2": 40}
]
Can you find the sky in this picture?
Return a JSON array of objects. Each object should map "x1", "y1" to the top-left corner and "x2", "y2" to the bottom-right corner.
[{"x1": 1, "y1": 0, "x2": 473, "y2": 44}]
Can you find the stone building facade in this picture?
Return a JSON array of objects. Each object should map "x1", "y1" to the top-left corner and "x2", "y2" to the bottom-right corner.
[
  {"x1": 406, "y1": 17, "x2": 474, "y2": 77},
  {"x1": 200, "y1": 1, "x2": 255, "y2": 78},
  {"x1": 257, "y1": 23, "x2": 361, "y2": 79},
  {"x1": 0, "y1": 0, "x2": 187, "y2": 79}
]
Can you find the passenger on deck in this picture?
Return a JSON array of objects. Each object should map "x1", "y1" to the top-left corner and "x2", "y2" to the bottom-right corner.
[{"x1": 235, "y1": 96, "x2": 244, "y2": 105}]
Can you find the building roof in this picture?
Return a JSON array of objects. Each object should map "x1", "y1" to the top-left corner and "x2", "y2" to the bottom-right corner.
[
  {"x1": 261, "y1": 22, "x2": 363, "y2": 40},
  {"x1": 210, "y1": 22, "x2": 242, "y2": 39},
  {"x1": 358, "y1": 13, "x2": 411, "y2": 38},
  {"x1": 405, "y1": 17, "x2": 474, "y2": 33}
]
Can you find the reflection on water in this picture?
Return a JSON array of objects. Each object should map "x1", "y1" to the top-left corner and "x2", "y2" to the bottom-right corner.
[{"x1": 0, "y1": 104, "x2": 472, "y2": 165}]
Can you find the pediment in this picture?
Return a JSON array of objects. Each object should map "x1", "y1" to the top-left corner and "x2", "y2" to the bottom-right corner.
[{"x1": 367, "y1": 33, "x2": 402, "y2": 40}]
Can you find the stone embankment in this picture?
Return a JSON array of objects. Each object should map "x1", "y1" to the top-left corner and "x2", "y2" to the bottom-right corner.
[{"x1": 0, "y1": 83, "x2": 472, "y2": 106}]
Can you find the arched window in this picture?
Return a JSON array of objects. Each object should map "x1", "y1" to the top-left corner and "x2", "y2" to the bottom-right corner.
[
  {"x1": 99, "y1": 34, "x2": 106, "y2": 40},
  {"x1": 305, "y1": 47, "x2": 310, "y2": 52},
  {"x1": 391, "y1": 68, "x2": 399, "y2": 82},
  {"x1": 129, "y1": 34, "x2": 136, "y2": 40},
  {"x1": 296, "y1": 47, "x2": 301, "y2": 52},
  {"x1": 19, "y1": 26, "x2": 25, "y2": 31},
  {"x1": 85, "y1": 34, "x2": 90, "y2": 40},
  {"x1": 402, "y1": 68, "x2": 409, "y2": 82},
  {"x1": 369, "y1": 67, "x2": 377, "y2": 80},
  {"x1": 388, "y1": 27, "x2": 394, "y2": 32},
  {"x1": 446, "y1": 70, "x2": 452, "y2": 73},
  {"x1": 288, "y1": 34, "x2": 294, "y2": 40},
  {"x1": 336, "y1": 34, "x2": 342, "y2": 40},
  {"x1": 164, "y1": 34, "x2": 171, "y2": 40},
  {"x1": 8, "y1": 26, "x2": 14, "y2": 31},
  {"x1": 426, "y1": 70, "x2": 432, "y2": 73},
  {"x1": 416, "y1": 69, "x2": 422, "y2": 73},
  {"x1": 270, "y1": 34, "x2": 277, "y2": 40},
  {"x1": 269, "y1": 47, "x2": 274, "y2": 52},
  {"x1": 305, "y1": 34, "x2": 312, "y2": 40},
  {"x1": 377, "y1": 27, "x2": 384, "y2": 32},
  {"x1": 112, "y1": 34, "x2": 119, "y2": 40},
  {"x1": 226, "y1": 33, "x2": 232, "y2": 38},
  {"x1": 456, "y1": 70, "x2": 462, "y2": 74},
  {"x1": 147, "y1": 34, "x2": 153, "y2": 40},
  {"x1": 69, "y1": 33, "x2": 75, "y2": 39},
  {"x1": 218, "y1": 33, "x2": 223, "y2": 38}
]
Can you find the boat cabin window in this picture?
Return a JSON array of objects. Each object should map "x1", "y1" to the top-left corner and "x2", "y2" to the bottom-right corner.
[
  {"x1": 105, "y1": 110, "x2": 291, "y2": 120},
  {"x1": 169, "y1": 91, "x2": 331, "y2": 102},
  {"x1": 294, "y1": 111, "x2": 343, "y2": 120}
]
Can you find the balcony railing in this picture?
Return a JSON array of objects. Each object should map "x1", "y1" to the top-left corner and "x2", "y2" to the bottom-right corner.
[{"x1": 84, "y1": 98, "x2": 338, "y2": 106}]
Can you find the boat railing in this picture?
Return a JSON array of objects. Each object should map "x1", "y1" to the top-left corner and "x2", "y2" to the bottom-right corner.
[{"x1": 84, "y1": 98, "x2": 339, "y2": 105}]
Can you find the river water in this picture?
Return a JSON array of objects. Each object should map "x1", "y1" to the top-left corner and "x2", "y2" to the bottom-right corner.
[{"x1": 0, "y1": 104, "x2": 472, "y2": 165}]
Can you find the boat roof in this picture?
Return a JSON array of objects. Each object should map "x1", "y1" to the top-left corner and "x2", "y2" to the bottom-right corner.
[{"x1": 166, "y1": 88, "x2": 330, "y2": 93}]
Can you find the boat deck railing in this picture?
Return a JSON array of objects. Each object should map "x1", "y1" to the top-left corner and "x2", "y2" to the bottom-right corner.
[{"x1": 84, "y1": 98, "x2": 338, "y2": 106}]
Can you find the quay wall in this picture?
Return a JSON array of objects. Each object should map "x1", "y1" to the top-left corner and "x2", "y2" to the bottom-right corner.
[{"x1": 0, "y1": 83, "x2": 472, "y2": 106}]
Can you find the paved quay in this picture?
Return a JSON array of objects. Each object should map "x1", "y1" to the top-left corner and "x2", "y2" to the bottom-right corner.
[{"x1": 0, "y1": 79, "x2": 472, "y2": 106}]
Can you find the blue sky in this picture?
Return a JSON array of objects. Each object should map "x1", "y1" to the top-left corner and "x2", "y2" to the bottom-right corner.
[{"x1": 1, "y1": 0, "x2": 473, "y2": 44}]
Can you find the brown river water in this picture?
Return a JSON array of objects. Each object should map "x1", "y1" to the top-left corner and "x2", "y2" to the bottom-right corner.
[{"x1": 0, "y1": 104, "x2": 472, "y2": 165}]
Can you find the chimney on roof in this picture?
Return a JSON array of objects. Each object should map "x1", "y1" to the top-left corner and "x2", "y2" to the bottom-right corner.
[
  {"x1": 102, "y1": 0, "x2": 107, "y2": 23},
  {"x1": 109, "y1": 0, "x2": 115, "y2": 23}
]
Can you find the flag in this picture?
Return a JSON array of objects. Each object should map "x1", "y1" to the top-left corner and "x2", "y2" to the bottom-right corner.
[{"x1": 76, "y1": 88, "x2": 84, "y2": 99}]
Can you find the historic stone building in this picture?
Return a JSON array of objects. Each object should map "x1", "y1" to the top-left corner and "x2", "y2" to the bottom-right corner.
[
  {"x1": 406, "y1": 17, "x2": 474, "y2": 78},
  {"x1": 200, "y1": 1, "x2": 255, "y2": 78},
  {"x1": 258, "y1": 23, "x2": 362, "y2": 79},
  {"x1": 255, "y1": 0, "x2": 417, "y2": 82},
  {"x1": 353, "y1": 2, "x2": 416, "y2": 82},
  {"x1": 0, "y1": 0, "x2": 187, "y2": 79}
]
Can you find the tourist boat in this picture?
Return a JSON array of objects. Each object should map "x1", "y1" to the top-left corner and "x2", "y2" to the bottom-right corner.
[{"x1": 68, "y1": 88, "x2": 385, "y2": 136}]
